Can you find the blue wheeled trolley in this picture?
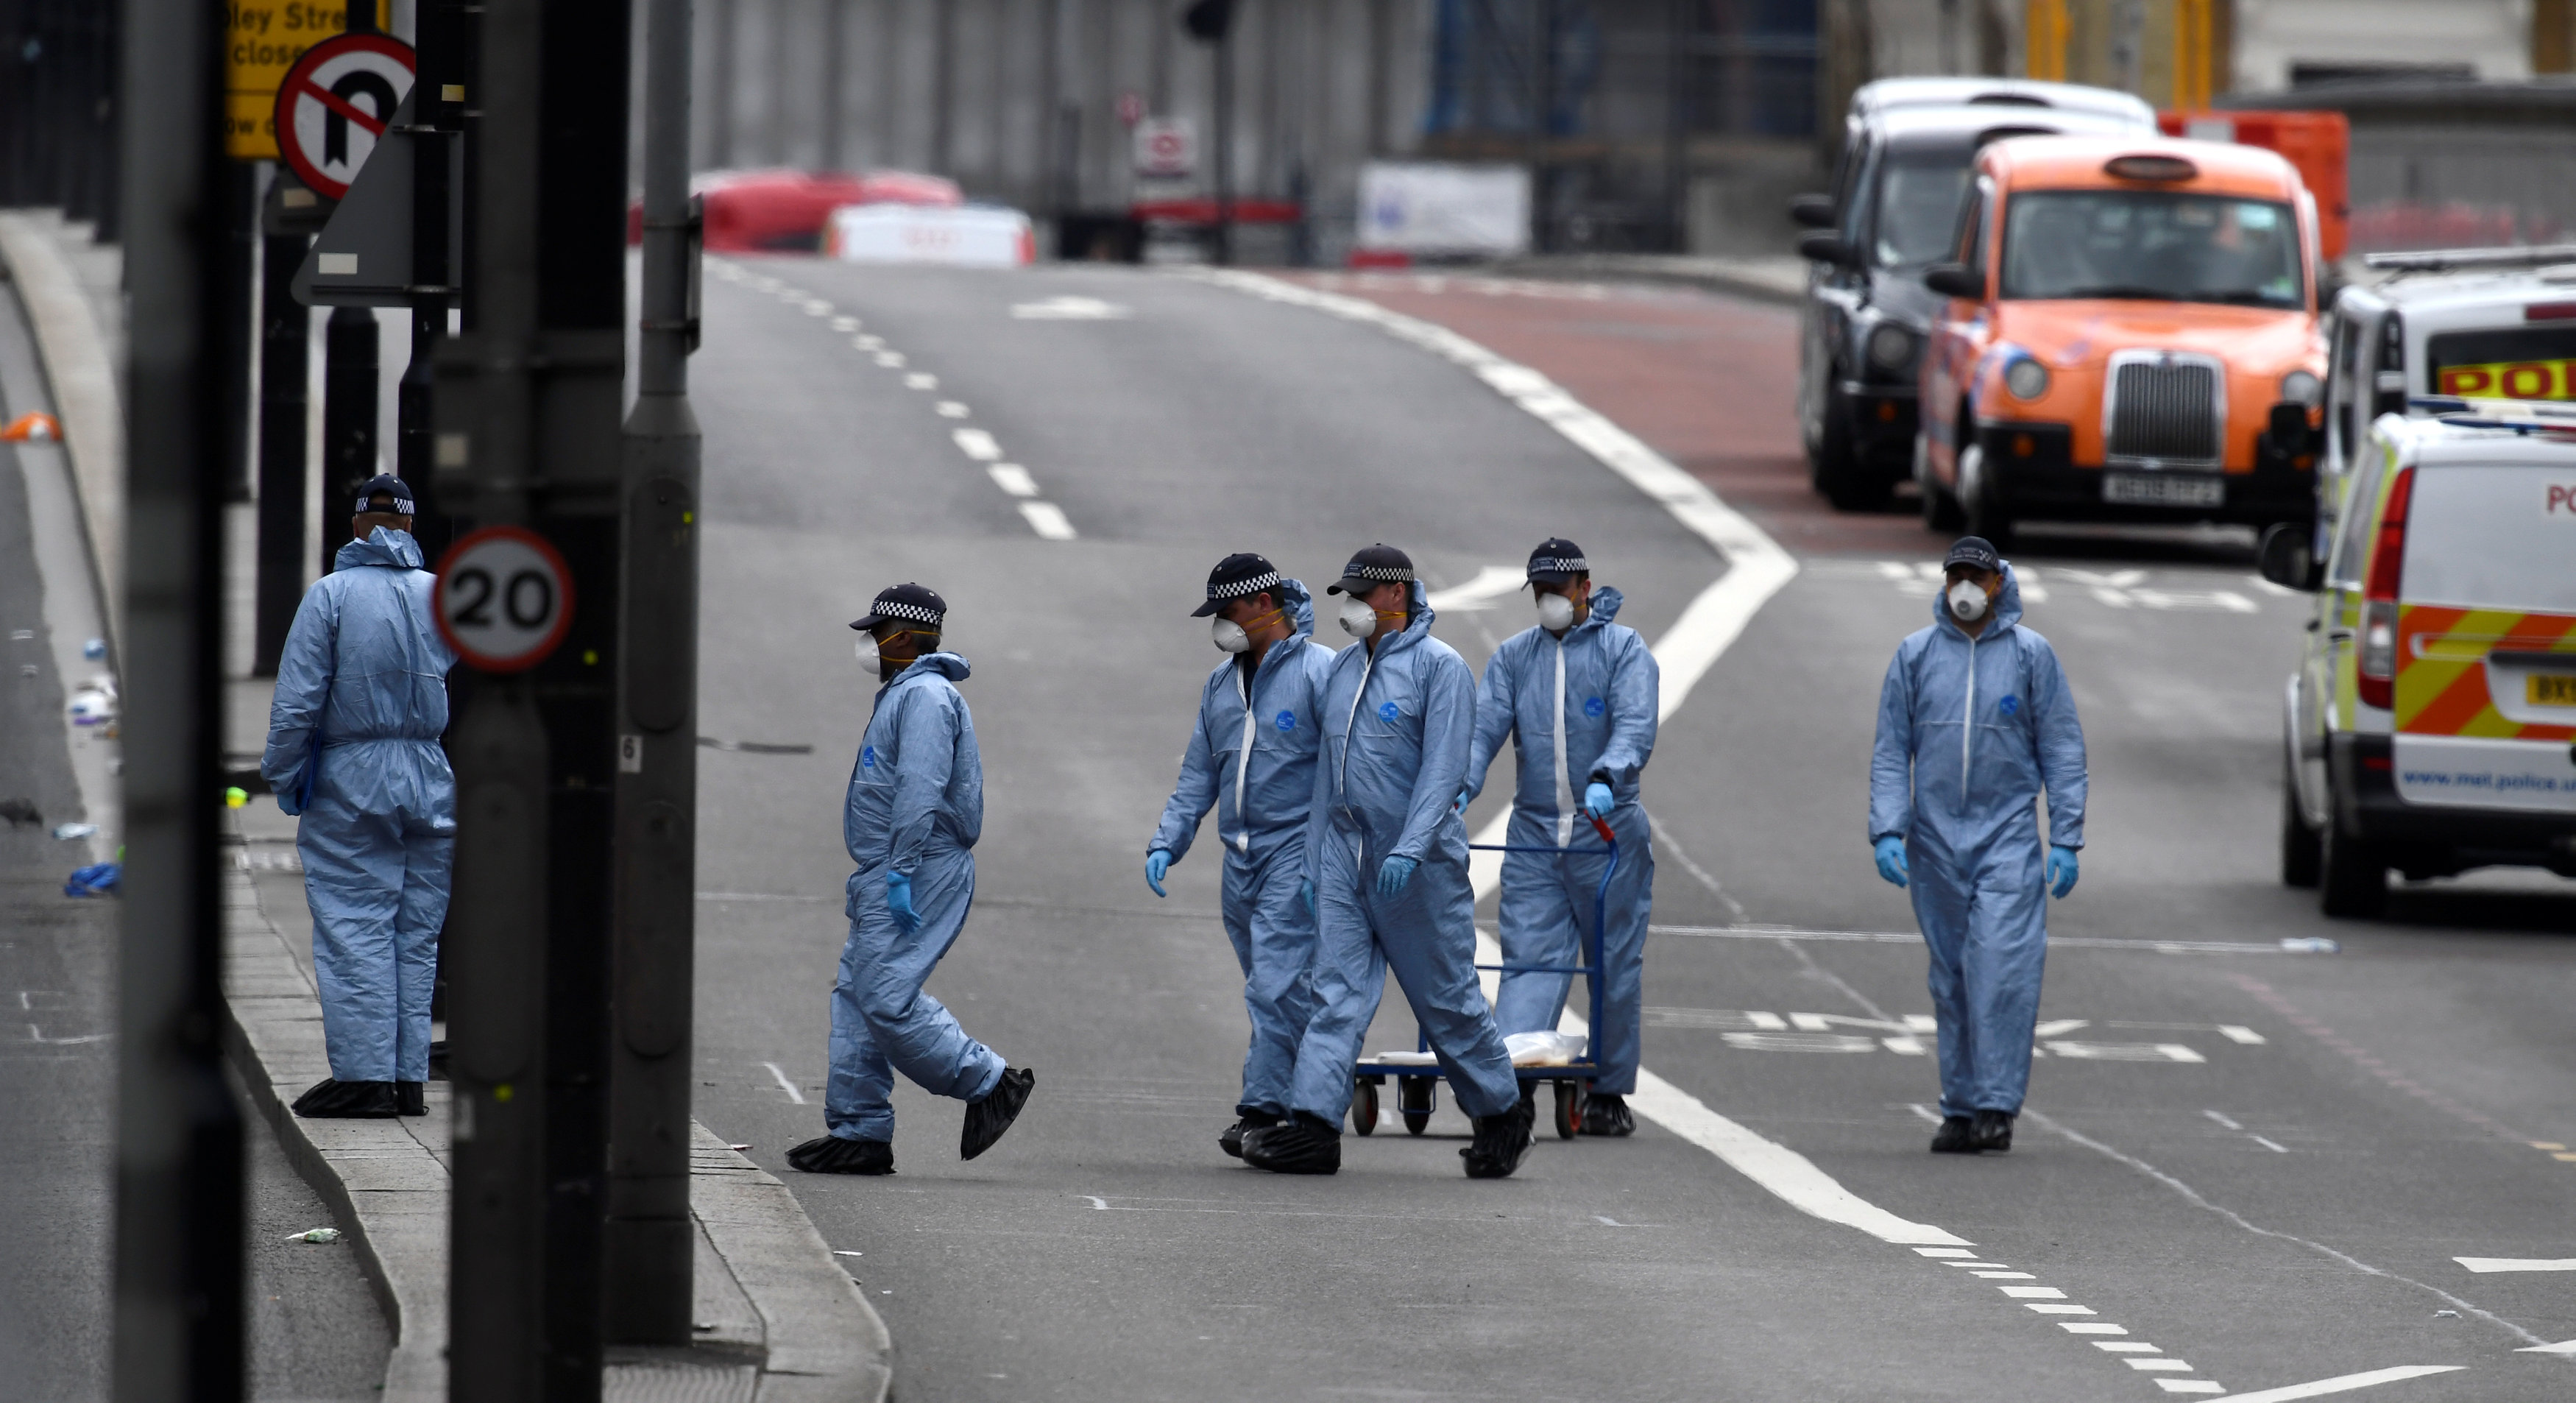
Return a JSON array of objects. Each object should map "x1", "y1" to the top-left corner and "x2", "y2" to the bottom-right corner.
[{"x1": 1350, "y1": 816, "x2": 1620, "y2": 1142}]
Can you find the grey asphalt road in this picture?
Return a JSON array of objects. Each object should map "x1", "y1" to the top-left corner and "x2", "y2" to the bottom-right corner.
[
  {"x1": 0, "y1": 283, "x2": 390, "y2": 1402},
  {"x1": 684, "y1": 256, "x2": 2576, "y2": 1403}
]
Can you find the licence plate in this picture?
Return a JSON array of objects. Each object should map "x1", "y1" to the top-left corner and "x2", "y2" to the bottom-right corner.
[
  {"x1": 2103, "y1": 472, "x2": 2225, "y2": 507},
  {"x1": 2530, "y1": 673, "x2": 2576, "y2": 707}
]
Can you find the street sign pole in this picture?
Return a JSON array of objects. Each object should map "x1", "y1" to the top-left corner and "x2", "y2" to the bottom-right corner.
[
  {"x1": 605, "y1": 0, "x2": 703, "y2": 1345},
  {"x1": 435, "y1": 0, "x2": 628, "y2": 1394},
  {"x1": 252, "y1": 175, "x2": 316, "y2": 677},
  {"x1": 113, "y1": 0, "x2": 245, "y2": 1396}
]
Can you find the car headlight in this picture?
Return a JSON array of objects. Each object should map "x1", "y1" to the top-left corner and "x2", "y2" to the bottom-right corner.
[
  {"x1": 2280, "y1": 369, "x2": 2324, "y2": 408},
  {"x1": 2003, "y1": 357, "x2": 2050, "y2": 400},
  {"x1": 1865, "y1": 322, "x2": 1918, "y2": 375}
]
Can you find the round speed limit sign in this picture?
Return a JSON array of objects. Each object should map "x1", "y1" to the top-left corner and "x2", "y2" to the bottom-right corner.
[{"x1": 434, "y1": 526, "x2": 575, "y2": 673}]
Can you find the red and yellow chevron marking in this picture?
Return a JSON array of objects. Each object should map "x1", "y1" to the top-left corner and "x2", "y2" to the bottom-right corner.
[{"x1": 2396, "y1": 605, "x2": 2576, "y2": 741}]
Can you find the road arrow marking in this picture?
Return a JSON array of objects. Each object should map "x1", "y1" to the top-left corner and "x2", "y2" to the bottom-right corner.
[{"x1": 2198, "y1": 1365, "x2": 2464, "y2": 1402}]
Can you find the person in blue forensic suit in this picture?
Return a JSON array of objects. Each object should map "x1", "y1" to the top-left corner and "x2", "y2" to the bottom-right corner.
[
  {"x1": 262, "y1": 475, "x2": 456, "y2": 1120},
  {"x1": 1460, "y1": 538, "x2": 1659, "y2": 1137},
  {"x1": 1242, "y1": 544, "x2": 1532, "y2": 1179},
  {"x1": 1869, "y1": 536, "x2": 2087, "y2": 1155},
  {"x1": 1146, "y1": 554, "x2": 1338, "y2": 1160},
  {"x1": 788, "y1": 582, "x2": 1034, "y2": 1176}
]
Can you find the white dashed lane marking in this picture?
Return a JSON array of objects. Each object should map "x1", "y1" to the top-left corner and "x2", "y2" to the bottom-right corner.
[
  {"x1": 709, "y1": 258, "x2": 1079, "y2": 540},
  {"x1": 1802, "y1": 558, "x2": 2268, "y2": 613}
]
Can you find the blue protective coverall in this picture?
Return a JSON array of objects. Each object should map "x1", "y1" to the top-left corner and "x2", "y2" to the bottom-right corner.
[
  {"x1": 261, "y1": 528, "x2": 457, "y2": 1085},
  {"x1": 1148, "y1": 579, "x2": 1337, "y2": 1117},
  {"x1": 827, "y1": 651, "x2": 1008, "y2": 1144},
  {"x1": 1287, "y1": 583, "x2": 1521, "y2": 1125},
  {"x1": 1462, "y1": 587, "x2": 1660, "y2": 1095},
  {"x1": 1869, "y1": 567, "x2": 2087, "y2": 1118}
]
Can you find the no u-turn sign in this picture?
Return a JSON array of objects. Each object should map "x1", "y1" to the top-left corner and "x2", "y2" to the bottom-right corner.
[{"x1": 273, "y1": 32, "x2": 414, "y2": 199}]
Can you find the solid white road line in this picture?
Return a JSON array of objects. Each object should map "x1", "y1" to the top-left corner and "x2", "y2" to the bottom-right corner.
[
  {"x1": 761, "y1": 1061, "x2": 807, "y2": 1105},
  {"x1": 2455, "y1": 1257, "x2": 2576, "y2": 1273},
  {"x1": 1194, "y1": 272, "x2": 1999, "y2": 1252},
  {"x1": 2199, "y1": 1365, "x2": 2466, "y2": 1403},
  {"x1": 2514, "y1": 1340, "x2": 2576, "y2": 1354}
]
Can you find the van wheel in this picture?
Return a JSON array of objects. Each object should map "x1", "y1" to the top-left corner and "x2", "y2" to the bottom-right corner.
[
  {"x1": 2279, "y1": 754, "x2": 2321, "y2": 888},
  {"x1": 2317, "y1": 804, "x2": 2386, "y2": 919}
]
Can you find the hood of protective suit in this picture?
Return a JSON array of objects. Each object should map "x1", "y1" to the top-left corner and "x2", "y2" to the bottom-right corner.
[
  {"x1": 884, "y1": 650, "x2": 971, "y2": 692},
  {"x1": 1934, "y1": 563, "x2": 2023, "y2": 638},
  {"x1": 1576, "y1": 584, "x2": 1624, "y2": 633},
  {"x1": 335, "y1": 526, "x2": 426, "y2": 573},
  {"x1": 1375, "y1": 579, "x2": 1434, "y2": 656},
  {"x1": 1279, "y1": 576, "x2": 1317, "y2": 640}
]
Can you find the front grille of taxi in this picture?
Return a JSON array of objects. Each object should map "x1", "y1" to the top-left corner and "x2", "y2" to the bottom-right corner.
[{"x1": 2103, "y1": 353, "x2": 2224, "y2": 469}]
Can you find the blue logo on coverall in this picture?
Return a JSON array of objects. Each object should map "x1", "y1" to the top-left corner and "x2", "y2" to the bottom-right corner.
[
  {"x1": 1275, "y1": 710, "x2": 1296, "y2": 732},
  {"x1": 1378, "y1": 702, "x2": 1400, "y2": 723},
  {"x1": 1584, "y1": 696, "x2": 1605, "y2": 718},
  {"x1": 861, "y1": 744, "x2": 877, "y2": 769},
  {"x1": 1998, "y1": 696, "x2": 2020, "y2": 717}
]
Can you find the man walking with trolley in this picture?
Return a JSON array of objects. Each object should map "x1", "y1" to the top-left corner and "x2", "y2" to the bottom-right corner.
[
  {"x1": 1461, "y1": 539, "x2": 1659, "y2": 1137},
  {"x1": 1242, "y1": 545, "x2": 1531, "y2": 1179}
]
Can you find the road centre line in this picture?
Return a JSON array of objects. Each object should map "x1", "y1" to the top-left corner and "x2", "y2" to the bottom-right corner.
[{"x1": 708, "y1": 259, "x2": 1078, "y2": 540}]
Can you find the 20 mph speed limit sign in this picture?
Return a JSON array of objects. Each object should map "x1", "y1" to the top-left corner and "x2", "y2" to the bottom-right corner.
[{"x1": 434, "y1": 526, "x2": 575, "y2": 673}]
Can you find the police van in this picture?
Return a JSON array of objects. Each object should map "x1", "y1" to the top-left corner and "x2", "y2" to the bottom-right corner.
[
  {"x1": 2316, "y1": 244, "x2": 2576, "y2": 548},
  {"x1": 2262, "y1": 403, "x2": 2576, "y2": 917}
]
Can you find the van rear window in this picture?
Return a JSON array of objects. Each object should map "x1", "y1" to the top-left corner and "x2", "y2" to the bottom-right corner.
[
  {"x1": 2402, "y1": 464, "x2": 2576, "y2": 613},
  {"x1": 2428, "y1": 327, "x2": 2576, "y2": 402}
]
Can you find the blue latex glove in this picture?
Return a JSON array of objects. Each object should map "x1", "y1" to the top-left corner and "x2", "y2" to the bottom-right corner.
[
  {"x1": 1144, "y1": 849, "x2": 1172, "y2": 898},
  {"x1": 1299, "y1": 880, "x2": 1314, "y2": 917},
  {"x1": 885, "y1": 870, "x2": 920, "y2": 934},
  {"x1": 1873, "y1": 836, "x2": 1908, "y2": 888},
  {"x1": 2047, "y1": 846, "x2": 2079, "y2": 900},
  {"x1": 1582, "y1": 781, "x2": 1614, "y2": 819},
  {"x1": 1376, "y1": 855, "x2": 1418, "y2": 897},
  {"x1": 1452, "y1": 792, "x2": 1467, "y2": 816}
]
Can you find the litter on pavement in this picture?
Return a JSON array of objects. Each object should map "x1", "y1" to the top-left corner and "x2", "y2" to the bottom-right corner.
[
  {"x1": 53, "y1": 822, "x2": 96, "y2": 841},
  {"x1": 63, "y1": 863, "x2": 119, "y2": 897},
  {"x1": 283, "y1": 1228, "x2": 342, "y2": 1244}
]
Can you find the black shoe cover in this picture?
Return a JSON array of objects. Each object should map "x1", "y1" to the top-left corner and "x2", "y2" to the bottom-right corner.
[
  {"x1": 1579, "y1": 1092, "x2": 1635, "y2": 1137},
  {"x1": 1930, "y1": 1115, "x2": 1981, "y2": 1153},
  {"x1": 1972, "y1": 1109, "x2": 2014, "y2": 1152},
  {"x1": 788, "y1": 1135, "x2": 895, "y2": 1176},
  {"x1": 1242, "y1": 1113, "x2": 1340, "y2": 1175},
  {"x1": 396, "y1": 1081, "x2": 427, "y2": 1117},
  {"x1": 1221, "y1": 1109, "x2": 1280, "y2": 1160},
  {"x1": 961, "y1": 1067, "x2": 1035, "y2": 1161},
  {"x1": 291, "y1": 1078, "x2": 400, "y2": 1119},
  {"x1": 1461, "y1": 1098, "x2": 1535, "y2": 1179}
]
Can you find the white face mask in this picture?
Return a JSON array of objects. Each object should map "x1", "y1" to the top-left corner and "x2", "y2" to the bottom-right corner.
[
  {"x1": 854, "y1": 637, "x2": 882, "y2": 674},
  {"x1": 1211, "y1": 617, "x2": 1252, "y2": 654},
  {"x1": 1337, "y1": 597, "x2": 1381, "y2": 640},
  {"x1": 1535, "y1": 592, "x2": 1576, "y2": 632},
  {"x1": 1947, "y1": 580, "x2": 1989, "y2": 622}
]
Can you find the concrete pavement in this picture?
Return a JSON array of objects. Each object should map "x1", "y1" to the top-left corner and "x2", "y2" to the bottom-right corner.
[{"x1": 683, "y1": 252, "x2": 2575, "y2": 1402}]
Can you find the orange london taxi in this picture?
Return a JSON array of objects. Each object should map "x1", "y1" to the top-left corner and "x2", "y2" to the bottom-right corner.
[{"x1": 1914, "y1": 135, "x2": 2328, "y2": 543}]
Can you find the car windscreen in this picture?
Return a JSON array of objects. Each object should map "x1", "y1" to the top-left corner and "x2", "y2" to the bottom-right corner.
[
  {"x1": 1871, "y1": 147, "x2": 1975, "y2": 268},
  {"x1": 2428, "y1": 326, "x2": 2576, "y2": 402},
  {"x1": 2403, "y1": 463, "x2": 2576, "y2": 614},
  {"x1": 2000, "y1": 190, "x2": 2304, "y2": 308}
]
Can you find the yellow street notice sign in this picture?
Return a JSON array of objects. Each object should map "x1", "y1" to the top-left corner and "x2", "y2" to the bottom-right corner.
[{"x1": 224, "y1": 1, "x2": 390, "y2": 160}]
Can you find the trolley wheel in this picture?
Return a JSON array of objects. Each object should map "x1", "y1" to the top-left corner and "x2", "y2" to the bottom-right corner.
[
  {"x1": 1351, "y1": 1078, "x2": 1379, "y2": 1136},
  {"x1": 1398, "y1": 1076, "x2": 1434, "y2": 1136},
  {"x1": 1553, "y1": 1081, "x2": 1582, "y2": 1140}
]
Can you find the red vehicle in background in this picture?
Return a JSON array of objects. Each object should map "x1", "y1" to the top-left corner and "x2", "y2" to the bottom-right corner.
[
  {"x1": 2157, "y1": 110, "x2": 2349, "y2": 261},
  {"x1": 628, "y1": 169, "x2": 964, "y2": 252}
]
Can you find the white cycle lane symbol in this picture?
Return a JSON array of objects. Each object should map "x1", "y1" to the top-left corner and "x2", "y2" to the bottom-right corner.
[{"x1": 434, "y1": 526, "x2": 576, "y2": 673}]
